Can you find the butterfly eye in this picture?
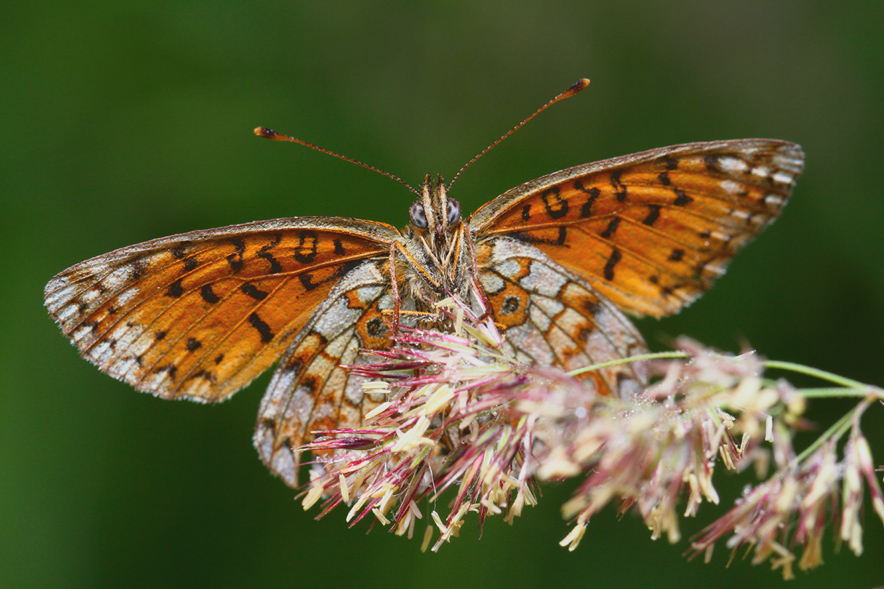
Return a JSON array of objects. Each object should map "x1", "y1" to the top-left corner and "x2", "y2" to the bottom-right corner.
[
  {"x1": 447, "y1": 198, "x2": 461, "y2": 225},
  {"x1": 409, "y1": 201, "x2": 428, "y2": 228}
]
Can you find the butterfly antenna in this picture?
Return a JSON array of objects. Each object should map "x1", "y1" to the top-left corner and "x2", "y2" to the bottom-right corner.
[
  {"x1": 254, "y1": 127, "x2": 421, "y2": 197},
  {"x1": 447, "y1": 78, "x2": 591, "y2": 192}
]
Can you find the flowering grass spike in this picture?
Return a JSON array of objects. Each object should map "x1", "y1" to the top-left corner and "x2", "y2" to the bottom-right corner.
[{"x1": 298, "y1": 297, "x2": 884, "y2": 578}]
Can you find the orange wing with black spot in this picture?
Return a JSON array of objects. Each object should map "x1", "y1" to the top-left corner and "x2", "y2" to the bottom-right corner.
[
  {"x1": 44, "y1": 217, "x2": 399, "y2": 403},
  {"x1": 471, "y1": 140, "x2": 804, "y2": 317}
]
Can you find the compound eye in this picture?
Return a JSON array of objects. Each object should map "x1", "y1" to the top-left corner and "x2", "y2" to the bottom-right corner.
[
  {"x1": 447, "y1": 198, "x2": 461, "y2": 225},
  {"x1": 409, "y1": 201, "x2": 428, "y2": 228}
]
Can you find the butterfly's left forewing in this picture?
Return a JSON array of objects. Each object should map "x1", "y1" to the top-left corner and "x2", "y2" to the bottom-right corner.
[
  {"x1": 471, "y1": 139, "x2": 804, "y2": 318},
  {"x1": 44, "y1": 217, "x2": 399, "y2": 403}
]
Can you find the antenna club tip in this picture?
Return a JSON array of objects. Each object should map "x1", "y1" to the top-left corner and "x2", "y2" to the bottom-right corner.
[
  {"x1": 564, "y1": 78, "x2": 591, "y2": 96},
  {"x1": 254, "y1": 126, "x2": 276, "y2": 138}
]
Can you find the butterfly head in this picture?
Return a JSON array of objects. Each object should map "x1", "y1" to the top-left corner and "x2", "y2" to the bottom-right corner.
[
  {"x1": 408, "y1": 174, "x2": 461, "y2": 243},
  {"x1": 399, "y1": 174, "x2": 471, "y2": 305}
]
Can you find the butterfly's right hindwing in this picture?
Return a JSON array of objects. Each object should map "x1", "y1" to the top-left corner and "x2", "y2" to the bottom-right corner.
[{"x1": 254, "y1": 259, "x2": 398, "y2": 486}]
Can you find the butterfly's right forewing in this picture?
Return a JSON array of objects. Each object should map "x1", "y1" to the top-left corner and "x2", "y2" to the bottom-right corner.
[{"x1": 44, "y1": 217, "x2": 399, "y2": 403}]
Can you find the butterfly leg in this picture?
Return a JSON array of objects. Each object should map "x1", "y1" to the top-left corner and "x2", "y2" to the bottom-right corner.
[{"x1": 388, "y1": 241, "x2": 404, "y2": 335}]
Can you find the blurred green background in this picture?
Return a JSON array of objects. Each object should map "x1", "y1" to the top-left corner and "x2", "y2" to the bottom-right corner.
[{"x1": 3, "y1": 2, "x2": 883, "y2": 588}]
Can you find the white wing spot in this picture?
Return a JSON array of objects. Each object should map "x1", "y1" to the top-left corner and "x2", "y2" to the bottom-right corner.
[
  {"x1": 530, "y1": 293, "x2": 565, "y2": 319},
  {"x1": 772, "y1": 154, "x2": 803, "y2": 171},
  {"x1": 528, "y1": 305, "x2": 551, "y2": 332},
  {"x1": 271, "y1": 448, "x2": 297, "y2": 487},
  {"x1": 73, "y1": 325, "x2": 94, "y2": 343},
  {"x1": 312, "y1": 296, "x2": 363, "y2": 339},
  {"x1": 126, "y1": 334, "x2": 153, "y2": 360},
  {"x1": 104, "y1": 266, "x2": 134, "y2": 291},
  {"x1": 353, "y1": 285, "x2": 383, "y2": 306},
  {"x1": 507, "y1": 323, "x2": 555, "y2": 366},
  {"x1": 289, "y1": 385, "x2": 317, "y2": 422},
  {"x1": 480, "y1": 273, "x2": 505, "y2": 294},
  {"x1": 112, "y1": 357, "x2": 140, "y2": 378},
  {"x1": 718, "y1": 156, "x2": 749, "y2": 173},
  {"x1": 55, "y1": 285, "x2": 85, "y2": 309},
  {"x1": 142, "y1": 370, "x2": 168, "y2": 391},
  {"x1": 80, "y1": 288, "x2": 103, "y2": 306},
  {"x1": 110, "y1": 323, "x2": 141, "y2": 352},
  {"x1": 495, "y1": 259, "x2": 522, "y2": 279},
  {"x1": 772, "y1": 171, "x2": 794, "y2": 185},
  {"x1": 57, "y1": 303, "x2": 80, "y2": 322},
  {"x1": 520, "y1": 262, "x2": 568, "y2": 297},
  {"x1": 751, "y1": 165, "x2": 771, "y2": 179},
  {"x1": 90, "y1": 340, "x2": 114, "y2": 365},
  {"x1": 719, "y1": 179, "x2": 743, "y2": 195},
  {"x1": 261, "y1": 373, "x2": 295, "y2": 420},
  {"x1": 115, "y1": 287, "x2": 139, "y2": 307},
  {"x1": 48, "y1": 275, "x2": 71, "y2": 290},
  {"x1": 378, "y1": 292, "x2": 395, "y2": 311},
  {"x1": 46, "y1": 284, "x2": 79, "y2": 309},
  {"x1": 703, "y1": 262, "x2": 727, "y2": 276},
  {"x1": 764, "y1": 194, "x2": 784, "y2": 207}
]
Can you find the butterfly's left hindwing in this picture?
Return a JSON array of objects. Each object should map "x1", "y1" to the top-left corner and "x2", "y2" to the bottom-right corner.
[
  {"x1": 44, "y1": 218, "x2": 399, "y2": 403},
  {"x1": 471, "y1": 140, "x2": 804, "y2": 318}
]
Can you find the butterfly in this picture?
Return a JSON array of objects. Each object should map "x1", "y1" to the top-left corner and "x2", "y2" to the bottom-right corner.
[{"x1": 44, "y1": 80, "x2": 804, "y2": 487}]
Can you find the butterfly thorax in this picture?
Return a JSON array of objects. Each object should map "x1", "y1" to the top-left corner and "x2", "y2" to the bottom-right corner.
[{"x1": 399, "y1": 175, "x2": 472, "y2": 309}]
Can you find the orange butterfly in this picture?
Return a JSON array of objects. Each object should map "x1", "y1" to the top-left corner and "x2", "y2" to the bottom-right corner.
[{"x1": 44, "y1": 80, "x2": 804, "y2": 487}]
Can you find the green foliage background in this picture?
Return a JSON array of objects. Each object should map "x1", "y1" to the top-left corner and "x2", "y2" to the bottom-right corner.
[{"x1": 3, "y1": 3, "x2": 883, "y2": 588}]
